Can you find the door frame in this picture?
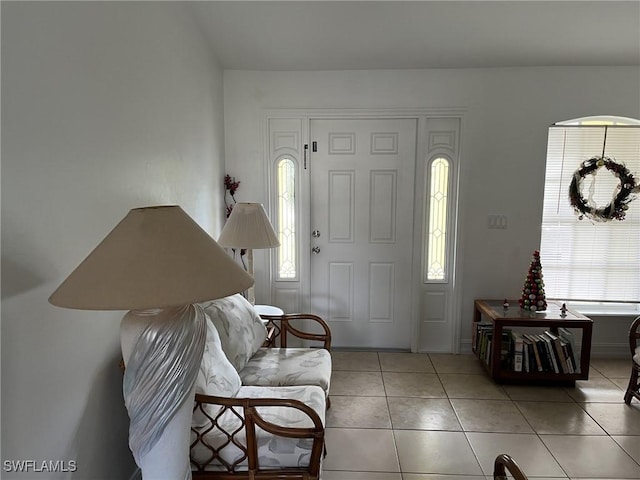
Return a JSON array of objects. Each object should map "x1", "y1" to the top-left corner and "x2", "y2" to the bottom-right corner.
[{"x1": 263, "y1": 107, "x2": 466, "y2": 353}]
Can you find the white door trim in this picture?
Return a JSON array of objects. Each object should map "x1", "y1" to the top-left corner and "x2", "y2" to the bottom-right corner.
[{"x1": 262, "y1": 107, "x2": 466, "y2": 352}]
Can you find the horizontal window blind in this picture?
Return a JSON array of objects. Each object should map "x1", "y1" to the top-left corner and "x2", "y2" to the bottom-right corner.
[{"x1": 540, "y1": 124, "x2": 640, "y2": 303}]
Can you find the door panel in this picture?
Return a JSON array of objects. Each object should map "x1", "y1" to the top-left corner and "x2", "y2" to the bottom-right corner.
[{"x1": 309, "y1": 118, "x2": 417, "y2": 348}]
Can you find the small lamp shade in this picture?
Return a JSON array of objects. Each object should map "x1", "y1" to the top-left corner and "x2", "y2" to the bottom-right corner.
[
  {"x1": 218, "y1": 203, "x2": 280, "y2": 249},
  {"x1": 49, "y1": 206, "x2": 254, "y2": 310}
]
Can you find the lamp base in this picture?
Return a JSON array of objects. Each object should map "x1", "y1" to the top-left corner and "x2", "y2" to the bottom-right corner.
[
  {"x1": 246, "y1": 248, "x2": 256, "y2": 304},
  {"x1": 120, "y1": 305, "x2": 206, "y2": 479}
]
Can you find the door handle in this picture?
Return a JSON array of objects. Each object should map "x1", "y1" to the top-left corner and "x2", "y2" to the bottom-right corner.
[
  {"x1": 312, "y1": 246, "x2": 321, "y2": 254},
  {"x1": 312, "y1": 229, "x2": 321, "y2": 238}
]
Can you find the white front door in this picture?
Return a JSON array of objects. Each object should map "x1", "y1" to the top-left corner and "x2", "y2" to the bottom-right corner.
[{"x1": 308, "y1": 118, "x2": 417, "y2": 349}]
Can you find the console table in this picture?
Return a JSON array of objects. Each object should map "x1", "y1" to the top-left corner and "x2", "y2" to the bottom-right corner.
[{"x1": 473, "y1": 299, "x2": 592, "y2": 383}]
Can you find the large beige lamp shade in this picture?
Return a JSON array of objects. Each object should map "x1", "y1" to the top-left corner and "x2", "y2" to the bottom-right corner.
[
  {"x1": 49, "y1": 206, "x2": 253, "y2": 479},
  {"x1": 217, "y1": 202, "x2": 280, "y2": 304},
  {"x1": 49, "y1": 205, "x2": 253, "y2": 310}
]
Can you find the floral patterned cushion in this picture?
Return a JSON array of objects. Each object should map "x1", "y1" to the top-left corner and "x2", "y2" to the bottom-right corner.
[
  {"x1": 191, "y1": 385, "x2": 326, "y2": 471},
  {"x1": 239, "y1": 348, "x2": 332, "y2": 397},
  {"x1": 201, "y1": 294, "x2": 267, "y2": 372},
  {"x1": 193, "y1": 316, "x2": 242, "y2": 427}
]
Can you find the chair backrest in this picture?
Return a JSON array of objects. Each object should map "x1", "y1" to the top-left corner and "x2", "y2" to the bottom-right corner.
[
  {"x1": 629, "y1": 316, "x2": 640, "y2": 356},
  {"x1": 193, "y1": 318, "x2": 242, "y2": 428},
  {"x1": 201, "y1": 294, "x2": 267, "y2": 372},
  {"x1": 493, "y1": 453, "x2": 528, "y2": 480}
]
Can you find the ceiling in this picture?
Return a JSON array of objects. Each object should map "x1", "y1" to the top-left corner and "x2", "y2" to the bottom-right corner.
[{"x1": 189, "y1": 1, "x2": 640, "y2": 71}]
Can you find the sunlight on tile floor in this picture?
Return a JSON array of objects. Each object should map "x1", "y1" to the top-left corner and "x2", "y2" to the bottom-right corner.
[{"x1": 321, "y1": 352, "x2": 640, "y2": 479}]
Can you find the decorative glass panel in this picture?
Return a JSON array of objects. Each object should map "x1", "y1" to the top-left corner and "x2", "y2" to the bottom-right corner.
[
  {"x1": 426, "y1": 157, "x2": 450, "y2": 281},
  {"x1": 277, "y1": 158, "x2": 296, "y2": 279}
]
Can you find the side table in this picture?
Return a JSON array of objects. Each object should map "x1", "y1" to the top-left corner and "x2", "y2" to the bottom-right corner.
[
  {"x1": 254, "y1": 305, "x2": 284, "y2": 317},
  {"x1": 473, "y1": 299, "x2": 592, "y2": 384}
]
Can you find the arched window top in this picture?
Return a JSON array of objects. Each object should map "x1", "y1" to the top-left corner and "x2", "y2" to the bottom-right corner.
[
  {"x1": 555, "y1": 115, "x2": 640, "y2": 126},
  {"x1": 427, "y1": 153, "x2": 453, "y2": 166},
  {"x1": 276, "y1": 155, "x2": 297, "y2": 167}
]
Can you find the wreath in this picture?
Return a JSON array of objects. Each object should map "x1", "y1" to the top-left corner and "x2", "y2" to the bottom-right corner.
[{"x1": 569, "y1": 156, "x2": 638, "y2": 222}]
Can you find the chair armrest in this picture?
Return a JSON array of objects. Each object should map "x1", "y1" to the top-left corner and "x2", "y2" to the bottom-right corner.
[
  {"x1": 630, "y1": 316, "x2": 640, "y2": 356},
  {"x1": 191, "y1": 393, "x2": 324, "y2": 476},
  {"x1": 493, "y1": 454, "x2": 528, "y2": 480},
  {"x1": 261, "y1": 314, "x2": 331, "y2": 350}
]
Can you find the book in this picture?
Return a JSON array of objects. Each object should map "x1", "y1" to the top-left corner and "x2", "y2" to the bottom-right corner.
[
  {"x1": 473, "y1": 322, "x2": 492, "y2": 353},
  {"x1": 545, "y1": 330, "x2": 569, "y2": 374},
  {"x1": 522, "y1": 336, "x2": 535, "y2": 373},
  {"x1": 560, "y1": 340, "x2": 574, "y2": 373},
  {"x1": 558, "y1": 327, "x2": 580, "y2": 374},
  {"x1": 511, "y1": 331, "x2": 524, "y2": 372},
  {"x1": 540, "y1": 333, "x2": 559, "y2": 373},
  {"x1": 523, "y1": 334, "x2": 543, "y2": 372},
  {"x1": 530, "y1": 334, "x2": 550, "y2": 372},
  {"x1": 501, "y1": 329, "x2": 513, "y2": 369},
  {"x1": 477, "y1": 325, "x2": 492, "y2": 361},
  {"x1": 485, "y1": 332, "x2": 493, "y2": 365}
]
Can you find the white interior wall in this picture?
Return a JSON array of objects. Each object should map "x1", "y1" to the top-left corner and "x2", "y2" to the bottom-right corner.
[
  {"x1": 223, "y1": 67, "x2": 640, "y2": 352},
  {"x1": 1, "y1": 2, "x2": 226, "y2": 477}
]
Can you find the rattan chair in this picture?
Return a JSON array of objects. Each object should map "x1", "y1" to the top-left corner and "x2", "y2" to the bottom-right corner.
[
  {"x1": 493, "y1": 454, "x2": 528, "y2": 480},
  {"x1": 624, "y1": 316, "x2": 640, "y2": 405}
]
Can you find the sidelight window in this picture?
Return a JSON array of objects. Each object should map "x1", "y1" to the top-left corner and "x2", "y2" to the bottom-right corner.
[
  {"x1": 425, "y1": 157, "x2": 450, "y2": 282},
  {"x1": 276, "y1": 157, "x2": 297, "y2": 279}
]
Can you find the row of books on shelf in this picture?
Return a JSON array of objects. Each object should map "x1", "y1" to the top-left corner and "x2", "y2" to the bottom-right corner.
[{"x1": 474, "y1": 323, "x2": 580, "y2": 374}]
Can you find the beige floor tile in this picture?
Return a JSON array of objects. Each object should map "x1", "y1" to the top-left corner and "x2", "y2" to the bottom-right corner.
[
  {"x1": 503, "y1": 384, "x2": 574, "y2": 402},
  {"x1": 451, "y1": 399, "x2": 534, "y2": 433},
  {"x1": 609, "y1": 378, "x2": 629, "y2": 395},
  {"x1": 394, "y1": 430, "x2": 483, "y2": 475},
  {"x1": 331, "y1": 371, "x2": 386, "y2": 396},
  {"x1": 382, "y1": 372, "x2": 446, "y2": 398},
  {"x1": 332, "y1": 351, "x2": 381, "y2": 371},
  {"x1": 610, "y1": 377, "x2": 632, "y2": 391},
  {"x1": 321, "y1": 350, "x2": 640, "y2": 477},
  {"x1": 612, "y1": 435, "x2": 640, "y2": 464},
  {"x1": 387, "y1": 397, "x2": 461, "y2": 431},
  {"x1": 540, "y1": 435, "x2": 640, "y2": 478},
  {"x1": 321, "y1": 471, "x2": 402, "y2": 480},
  {"x1": 379, "y1": 352, "x2": 434, "y2": 373},
  {"x1": 586, "y1": 366, "x2": 605, "y2": 378},
  {"x1": 429, "y1": 353, "x2": 486, "y2": 374},
  {"x1": 515, "y1": 401, "x2": 606, "y2": 435},
  {"x1": 326, "y1": 396, "x2": 392, "y2": 429},
  {"x1": 439, "y1": 373, "x2": 508, "y2": 400},
  {"x1": 581, "y1": 402, "x2": 640, "y2": 435},
  {"x1": 565, "y1": 377, "x2": 625, "y2": 403},
  {"x1": 323, "y1": 428, "x2": 400, "y2": 472},
  {"x1": 466, "y1": 432, "x2": 566, "y2": 477},
  {"x1": 591, "y1": 358, "x2": 633, "y2": 378},
  {"x1": 402, "y1": 476, "x2": 486, "y2": 480}
]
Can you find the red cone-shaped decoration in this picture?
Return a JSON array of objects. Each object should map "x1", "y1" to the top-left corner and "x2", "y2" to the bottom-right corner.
[{"x1": 518, "y1": 250, "x2": 547, "y2": 312}]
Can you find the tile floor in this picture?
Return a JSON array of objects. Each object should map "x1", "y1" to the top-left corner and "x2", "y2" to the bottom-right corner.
[{"x1": 321, "y1": 352, "x2": 640, "y2": 479}]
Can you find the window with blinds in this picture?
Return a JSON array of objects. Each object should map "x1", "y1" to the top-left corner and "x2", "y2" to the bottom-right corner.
[{"x1": 540, "y1": 117, "x2": 640, "y2": 306}]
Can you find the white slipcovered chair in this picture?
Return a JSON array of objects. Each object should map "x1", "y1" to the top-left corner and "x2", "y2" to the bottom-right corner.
[
  {"x1": 624, "y1": 315, "x2": 640, "y2": 405},
  {"x1": 190, "y1": 294, "x2": 332, "y2": 478}
]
